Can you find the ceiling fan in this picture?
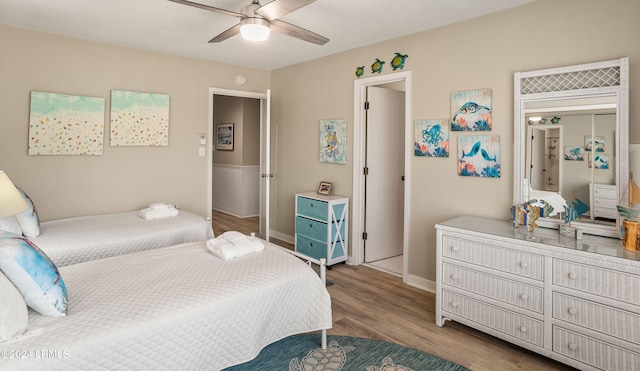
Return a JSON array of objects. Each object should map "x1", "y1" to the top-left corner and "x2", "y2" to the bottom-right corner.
[{"x1": 168, "y1": 0, "x2": 329, "y2": 45}]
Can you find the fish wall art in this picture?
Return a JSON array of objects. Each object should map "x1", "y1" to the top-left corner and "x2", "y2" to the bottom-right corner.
[
  {"x1": 414, "y1": 119, "x2": 449, "y2": 157},
  {"x1": 457, "y1": 135, "x2": 500, "y2": 178},
  {"x1": 589, "y1": 153, "x2": 610, "y2": 169},
  {"x1": 584, "y1": 135, "x2": 605, "y2": 152},
  {"x1": 451, "y1": 88, "x2": 492, "y2": 131}
]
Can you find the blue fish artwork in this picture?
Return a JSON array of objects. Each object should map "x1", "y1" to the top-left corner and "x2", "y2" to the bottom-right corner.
[
  {"x1": 457, "y1": 135, "x2": 500, "y2": 178},
  {"x1": 462, "y1": 141, "x2": 481, "y2": 158}
]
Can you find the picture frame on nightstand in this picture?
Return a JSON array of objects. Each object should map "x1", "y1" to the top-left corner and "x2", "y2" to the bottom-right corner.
[{"x1": 317, "y1": 181, "x2": 332, "y2": 195}]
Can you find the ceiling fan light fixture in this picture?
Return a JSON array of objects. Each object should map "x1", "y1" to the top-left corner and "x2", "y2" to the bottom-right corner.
[{"x1": 240, "y1": 18, "x2": 270, "y2": 42}]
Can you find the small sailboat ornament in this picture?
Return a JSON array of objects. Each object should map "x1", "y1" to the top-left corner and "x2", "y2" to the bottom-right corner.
[{"x1": 617, "y1": 176, "x2": 640, "y2": 222}]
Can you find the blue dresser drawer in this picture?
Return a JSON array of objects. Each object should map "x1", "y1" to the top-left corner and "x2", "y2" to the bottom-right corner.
[
  {"x1": 296, "y1": 196, "x2": 328, "y2": 220},
  {"x1": 296, "y1": 216, "x2": 346, "y2": 243},
  {"x1": 296, "y1": 234, "x2": 326, "y2": 260},
  {"x1": 296, "y1": 234, "x2": 346, "y2": 261}
]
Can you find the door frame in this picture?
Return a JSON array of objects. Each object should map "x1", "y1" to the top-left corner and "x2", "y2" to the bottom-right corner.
[
  {"x1": 207, "y1": 88, "x2": 269, "y2": 231},
  {"x1": 352, "y1": 72, "x2": 412, "y2": 282}
]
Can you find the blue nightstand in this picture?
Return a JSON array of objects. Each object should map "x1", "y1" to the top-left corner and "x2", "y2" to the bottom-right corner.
[{"x1": 295, "y1": 192, "x2": 348, "y2": 266}]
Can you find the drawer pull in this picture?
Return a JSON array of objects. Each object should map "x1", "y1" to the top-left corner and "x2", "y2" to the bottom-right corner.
[
  {"x1": 568, "y1": 272, "x2": 577, "y2": 280},
  {"x1": 450, "y1": 302, "x2": 459, "y2": 308},
  {"x1": 450, "y1": 246, "x2": 459, "y2": 252},
  {"x1": 450, "y1": 274, "x2": 459, "y2": 280},
  {"x1": 519, "y1": 293, "x2": 529, "y2": 301},
  {"x1": 309, "y1": 223, "x2": 313, "y2": 228},
  {"x1": 519, "y1": 326, "x2": 528, "y2": 333},
  {"x1": 310, "y1": 203, "x2": 314, "y2": 207},
  {"x1": 519, "y1": 261, "x2": 529, "y2": 268},
  {"x1": 568, "y1": 343, "x2": 578, "y2": 351},
  {"x1": 568, "y1": 307, "x2": 577, "y2": 315}
]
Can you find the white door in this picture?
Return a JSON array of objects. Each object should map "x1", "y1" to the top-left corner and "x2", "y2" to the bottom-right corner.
[
  {"x1": 364, "y1": 86, "x2": 405, "y2": 262},
  {"x1": 528, "y1": 127, "x2": 546, "y2": 191},
  {"x1": 259, "y1": 89, "x2": 271, "y2": 240}
]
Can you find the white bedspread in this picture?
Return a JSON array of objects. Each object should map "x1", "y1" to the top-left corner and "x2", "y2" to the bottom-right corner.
[
  {"x1": 0, "y1": 241, "x2": 332, "y2": 370},
  {"x1": 31, "y1": 210, "x2": 214, "y2": 266}
]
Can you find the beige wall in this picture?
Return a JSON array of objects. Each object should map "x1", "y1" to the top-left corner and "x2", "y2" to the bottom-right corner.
[
  {"x1": 0, "y1": 25, "x2": 270, "y2": 220},
  {"x1": 270, "y1": 0, "x2": 640, "y2": 283},
  {"x1": 1, "y1": 0, "x2": 639, "y2": 285},
  {"x1": 212, "y1": 95, "x2": 260, "y2": 166}
]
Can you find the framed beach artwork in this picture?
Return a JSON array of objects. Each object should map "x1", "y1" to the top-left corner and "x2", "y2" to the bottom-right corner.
[
  {"x1": 414, "y1": 119, "x2": 449, "y2": 157},
  {"x1": 319, "y1": 119, "x2": 347, "y2": 164},
  {"x1": 457, "y1": 135, "x2": 500, "y2": 178},
  {"x1": 451, "y1": 88, "x2": 492, "y2": 131},
  {"x1": 585, "y1": 135, "x2": 605, "y2": 152},
  {"x1": 110, "y1": 90, "x2": 170, "y2": 146},
  {"x1": 564, "y1": 145, "x2": 585, "y2": 161},
  {"x1": 589, "y1": 153, "x2": 610, "y2": 169},
  {"x1": 28, "y1": 91, "x2": 105, "y2": 156},
  {"x1": 215, "y1": 123, "x2": 234, "y2": 151}
]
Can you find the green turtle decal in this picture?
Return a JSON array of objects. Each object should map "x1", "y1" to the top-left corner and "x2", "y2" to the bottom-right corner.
[
  {"x1": 371, "y1": 58, "x2": 385, "y2": 74},
  {"x1": 391, "y1": 52, "x2": 408, "y2": 70},
  {"x1": 355, "y1": 66, "x2": 365, "y2": 78}
]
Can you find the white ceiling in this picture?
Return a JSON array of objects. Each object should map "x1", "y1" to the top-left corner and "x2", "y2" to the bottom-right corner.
[{"x1": 0, "y1": 0, "x2": 535, "y2": 70}]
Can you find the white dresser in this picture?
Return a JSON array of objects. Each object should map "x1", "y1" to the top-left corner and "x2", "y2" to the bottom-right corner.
[
  {"x1": 590, "y1": 183, "x2": 617, "y2": 219},
  {"x1": 436, "y1": 216, "x2": 640, "y2": 371}
]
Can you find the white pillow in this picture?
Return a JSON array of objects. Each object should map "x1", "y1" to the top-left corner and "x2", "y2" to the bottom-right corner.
[
  {"x1": 0, "y1": 271, "x2": 28, "y2": 341},
  {"x1": 0, "y1": 231, "x2": 68, "y2": 317},
  {"x1": 15, "y1": 187, "x2": 40, "y2": 238},
  {"x1": 0, "y1": 216, "x2": 22, "y2": 235}
]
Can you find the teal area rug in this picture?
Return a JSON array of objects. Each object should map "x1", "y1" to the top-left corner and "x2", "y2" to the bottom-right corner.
[{"x1": 224, "y1": 334, "x2": 469, "y2": 370}]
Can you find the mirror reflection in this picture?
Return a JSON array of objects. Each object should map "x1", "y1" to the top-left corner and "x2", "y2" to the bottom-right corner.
[{"x1": 525, "y1": 101, "x2": 617, "y2": 227}]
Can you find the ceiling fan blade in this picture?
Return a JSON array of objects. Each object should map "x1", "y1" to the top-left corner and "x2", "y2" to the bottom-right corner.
[
  {"x1": 209, "y1": 23, "x2": 242, "y2": 43},
  {"x1": 270, "y1": 19, "x2": 329, "y2": 45},
  {"x1": 255, "y1": 0, "x2": 316, "y2": 21},
  {"x1": 167, "y1": 0, "x2": 245, "y2": 18}
]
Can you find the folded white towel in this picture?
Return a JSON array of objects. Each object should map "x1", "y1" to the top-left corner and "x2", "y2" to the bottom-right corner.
[
  {"x1": 206, "y1": 232, "x2": 264, "y2": 260},
  {"x1": 149, "y1": 202, "x2": 173, "y2": 211},
  {"x1": 138, "y1": 207, "x2": 179, "y2": 220}
]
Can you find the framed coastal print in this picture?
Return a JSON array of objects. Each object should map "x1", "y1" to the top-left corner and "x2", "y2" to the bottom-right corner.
[
  {"x1": 564, "y1": 145, "x2": 585, "y2": 161},
  {"x1": 216, "y1": 123, "x2": 234, "y2": 151},
  {"x1": 110, "y1": 90, "x2": 170, "y2": 146},
  {"x1": 414, "y1": 119, "x2": 449, "y2": 157},
  {"x1": 451, "y1": 88, "x2": 492, "y2": 131},
  {"x1": 28, "y1": 91, "x2": 105, "y2": 156},
  {"x1": 319, "y1": 119, "x2": 347, "y2": 164},
  {"x1": 457, "y1": 135, "x2": 500, "y2": 177}
]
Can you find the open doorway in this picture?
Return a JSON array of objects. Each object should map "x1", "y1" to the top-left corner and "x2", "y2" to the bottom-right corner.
[
  {"x1": 207, "y1": 88, "x2": 271, "y2": 239},
  {"x1": 352, "y1": 72, "x2": 412, "y2": 281}
]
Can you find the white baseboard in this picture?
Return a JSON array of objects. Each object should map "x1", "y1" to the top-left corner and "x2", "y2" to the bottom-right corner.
[
  {"x1": 270, "y1": 230, "x2": 294, "y2": 245},
  {"x1": 405, "y1": 274, "x2": 436, "y2": 294}
]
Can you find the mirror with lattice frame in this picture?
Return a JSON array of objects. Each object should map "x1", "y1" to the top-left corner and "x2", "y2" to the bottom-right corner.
[{"x1": 514, "y1": 58, "x2": 629, "y2": 238}]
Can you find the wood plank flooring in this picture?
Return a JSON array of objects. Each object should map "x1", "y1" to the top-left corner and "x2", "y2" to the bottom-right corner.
[{"x1": 211, "y1": 210, "x2": 575, "y2": 371}]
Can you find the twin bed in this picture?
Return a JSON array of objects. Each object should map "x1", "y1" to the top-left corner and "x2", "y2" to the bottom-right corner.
[{"x1": 0, "y1": 209, "x2": 332, "y2": 370}]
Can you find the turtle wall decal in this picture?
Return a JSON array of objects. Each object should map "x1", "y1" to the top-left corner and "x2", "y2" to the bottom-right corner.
[
  {"x1": 390, "y1": 52, "x2": 408, "y2": 70},
  {"x1": 355, "y1": 66, "x2": 365, "y2": 78},
  {"x1": 371, "y1": 58, "x2": 385, "y2": 74}
]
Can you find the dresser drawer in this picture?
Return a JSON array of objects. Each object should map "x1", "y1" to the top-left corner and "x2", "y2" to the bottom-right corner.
[
  {"x1": 443, "y1": 263, "x2": 543, "y2": 313},
  {"x1": 296, "y1": 196, "x2": 328, "y2": 220},
  {"x1": 593, "y1": 184, "x2": 616, "y2": 199},
  {"x1": 442, "y1": 290, "x2": 543, "y2": 346},
  {"x1": 553, "y1": 292, "x2": 640, "y2": 344},
  {"x1": 295, "y1": 234, "x2": 345, "y2": 261},
  {"x1": 593, "y1": 206, "x2": 617, "y2": 219},
  {"x1": 296, "y1": 216, "x2": 345, "y2": 243},
  {"x1": 553, "y1": 326, "x2": 640, "y2": 371},
  {"x1": 442, "y1": 235, "x2": 544, "y2": 280},
  {"x1": 553, "y1": 259, "x2": 640, "y2": 305}
]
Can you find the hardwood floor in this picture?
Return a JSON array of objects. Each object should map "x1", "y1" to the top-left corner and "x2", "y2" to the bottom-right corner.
[{"x1": 211, "y1": 210, "x2": 574, "y2": 371}]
